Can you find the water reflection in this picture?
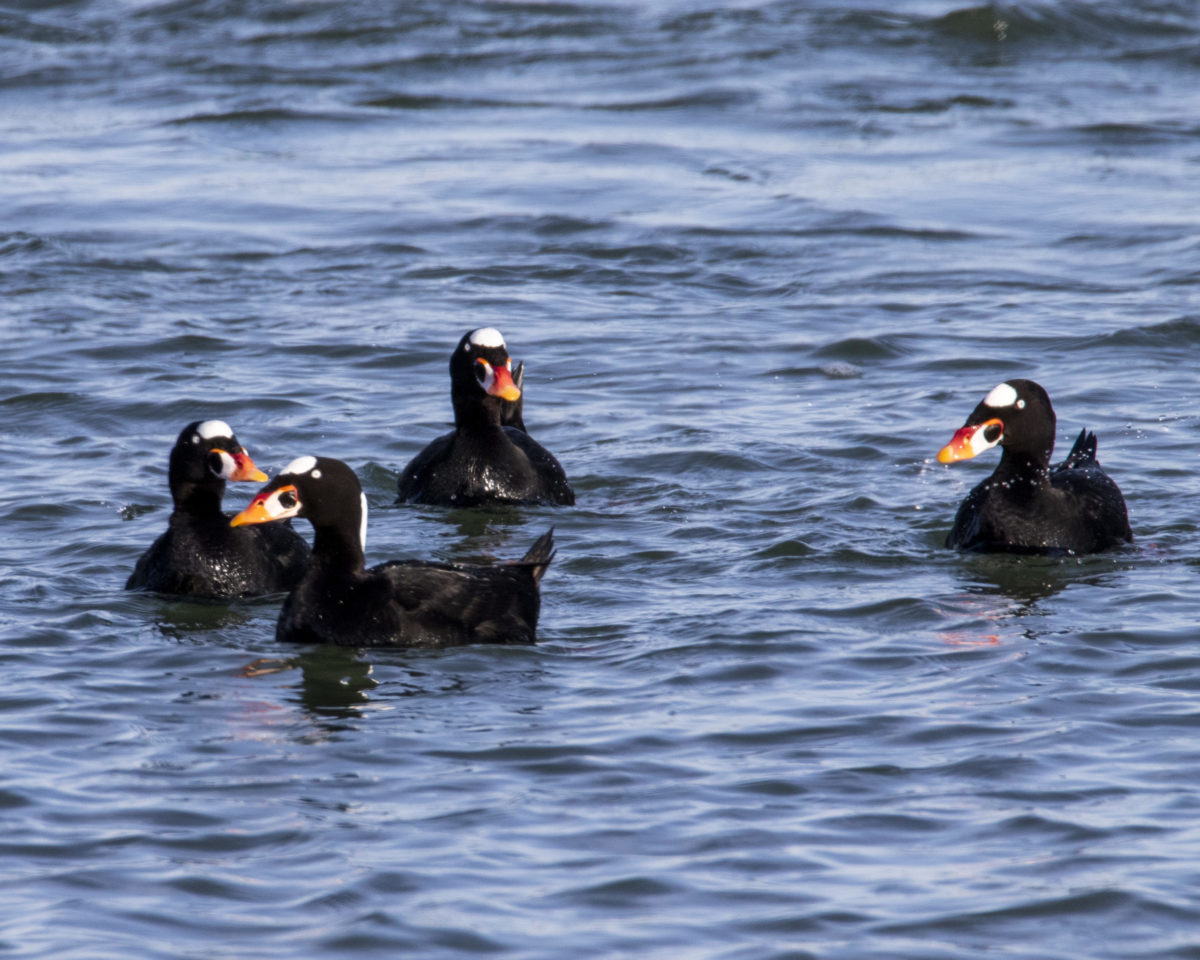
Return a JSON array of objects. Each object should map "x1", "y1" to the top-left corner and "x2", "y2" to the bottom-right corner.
[
  {"x1": 435, "y1": 504, "x2": 533, "y2": 549},
  {"x1": 263, "y1": 645, "x2": 378, "y2": 724},
  {"x1": 958, "y1": 552, "x2": 1129, "y2": 606},
  {"x1": 149, "y1": 597, "x2": 265, "y2": 637},
  {"x1": 958, "y1": 554, "x2": 1075, "y2": 607},
  {"x1": 240, "y1": 640, "x2": 548, "y2": 739},
  {"x1": 939, "y1": 551, "x2": 1132, "y2": 645}
]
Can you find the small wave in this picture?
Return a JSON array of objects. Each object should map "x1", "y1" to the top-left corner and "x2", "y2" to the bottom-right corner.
[
  {"x1": 1055, "y1": 225, "x2": 1191, "y2": 250},
  {"x1": 167, "y1": 107, "x2": 360, "y2": 127},
  {"x1": 932, "y1": 2, "x2": 1197, "y2": 46},
  {"x1": 615, "y1": 449, "x2": 772, "y2": 475},
  {"x1": 874, "y1": 93, "x2": 1017, "y2": 114},
  {"x1": 683, "y1": 220, "x2": 981, "y2": 243},
  {"x1": 1101, "y1": 317, "x2": 1200, "y2": 348},
  {"x1": 1, "y1": 390, "x2": 87, "y2": 413},
  {"x1": 588, "y1": 87, "x2": 757, "y2": 112},
  {"x1": 419, "y1": 213, "x2": 612, "y2": 238},
  {"x1": 360, "y1": 92, "x2": 545, "y2": 110},
  {"x1": 879, "y1": 887, "x2": 1195, "y2": 939},
  {"x1": 0, "y1": 232, "x2": 50, "y2": 258},
  {"x1": 551, "y1": 874, "x2": 683, "y2": 909},
  {"x1": 753, "y1": 538, "x2": 817, "y2": 561},
  {"x1": 812, "y1": 336, "x2": 907, "y2": 362},
  {"x1": 537, "y1": 241, "x2": 692, "y2": 265},
  {"x1": 1076, "y1": 121, "x2": 1200, "y2": 144},
  {"x1": 0, "y1": 10, "x2": 91, "y2": 44}
]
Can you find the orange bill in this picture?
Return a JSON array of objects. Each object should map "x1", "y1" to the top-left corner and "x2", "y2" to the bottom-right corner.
[
  {"x1": 231, "y1": 493, "x2": 274, "y2": 527},
  {"x1": 230, "y1": 452, "x2": 269, "y2": 483},
  {"x1": 937, "y1": 418, "x2": 1003, "y2": 464},
  {"x1": 487, "y1": 364, "x2": 522, "y2": 402}
]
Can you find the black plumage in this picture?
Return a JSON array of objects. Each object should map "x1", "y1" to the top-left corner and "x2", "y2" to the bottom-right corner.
[
  {"x1": 126, "y1": 420, "x2": 310, "y2": 598},
  {"x1": 938, "y1": 379, "x2": 1132, "y2": 555},
  {"x1": 233, "y1": 456, "x2": 554, "y2": 647},
  {"x1": 397, "y1": 328, "x2": 574, "y2": 507}
]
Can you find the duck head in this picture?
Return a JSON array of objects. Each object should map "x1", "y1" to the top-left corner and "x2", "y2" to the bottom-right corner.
[{"x1": 937, "y1": 379, "x2": 1057, "y2": 467}]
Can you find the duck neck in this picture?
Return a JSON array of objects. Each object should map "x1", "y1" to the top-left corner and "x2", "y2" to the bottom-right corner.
[
  {"x1": 311, "y1": 525, "x2": 366, "y2": 576},
  {"x1": 994, "y1": 447, "x2": 1051, "y2": 492},
  {"x1": 452, "y1": 390, "x2": 504, "y2": 433},
  {"x1": 308, "y1": 492, "x2": 367, "y2": 575},
  {"x1": 172, "y1": 480, "x2": 226, "y2": 518}
]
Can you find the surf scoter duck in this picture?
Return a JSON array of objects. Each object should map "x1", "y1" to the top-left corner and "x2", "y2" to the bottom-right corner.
[
  {"x1": 937, "y1": 379, "x2": 1132, "y2": 555},
  {"x1": 126, "y1": 420, "x2": 310, "y2": 598},
  {"x1": 396, "y1": 328, "x2": 575, "y2": 507},
  {"x1": 232, "y1": 455, "x2": 555, "y2": 646}
]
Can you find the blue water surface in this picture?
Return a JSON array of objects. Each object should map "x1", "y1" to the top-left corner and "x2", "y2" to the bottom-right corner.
[{"x1": 2, "y1": 1, "x2": 1200, "y2": 957}]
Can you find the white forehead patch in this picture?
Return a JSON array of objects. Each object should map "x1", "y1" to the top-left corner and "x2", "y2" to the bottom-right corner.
[
  {"x1": 281, "y1": 455, "x2": 318, "y2": 476},
  {"x1": 196, "y1": 419, "x2": 233, "y2": 441},
  {"x1": 983, "y1": 383, "x2": 1019, "y2": 408},
  {"x1": 467, "y1": 327, "x2": 506, "y2": 350}
]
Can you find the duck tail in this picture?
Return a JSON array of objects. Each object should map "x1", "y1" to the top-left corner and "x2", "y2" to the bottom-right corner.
[
  {"x1": 1062, "y1": 427, "x2": 1098, "y2": 469},
  {"x1": 500, "y1": 361, "x2": 527, "y2": 433},
  {"x1": 518, "y1": 527, "x2": 556, "y2": 584}
]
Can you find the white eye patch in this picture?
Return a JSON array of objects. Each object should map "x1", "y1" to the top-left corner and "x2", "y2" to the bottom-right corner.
[
  {"x1": 209, "y1": 449, "x2": 237, "y2": 479},
  {"x1": 983, "y1": 383, "x2": 1019, "y2": 408},
  {"x1": 468, "y1": 327, "x2": 506, "y2": 349},
  {"x1": 475, "y1": 358, "x2": 497, "y2": 393},
  {"x1": 262, "y1": 486, "x2": 302, "y2": 521},
  {"x1": 196, "y1": 419, "x2": 234, "y2": 441},
  {"x1": 966, "y1": 421, "x2": 1003, "y2": 457},
  {"x1": 282, "y1": 455, "x2": 318, "y2": 476}
]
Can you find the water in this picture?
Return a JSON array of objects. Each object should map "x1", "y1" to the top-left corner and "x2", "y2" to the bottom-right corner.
[{"x1": 3, "y1": 0, "x2": 1200, "y2": 956}]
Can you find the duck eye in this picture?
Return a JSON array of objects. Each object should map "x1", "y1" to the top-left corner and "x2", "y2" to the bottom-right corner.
[
  {"x1": 984, "y1": 423, "x2": 1003, "y2": 444},
  {"x1": 278, "y1": 490, "x2": 298, "y2": 509}
]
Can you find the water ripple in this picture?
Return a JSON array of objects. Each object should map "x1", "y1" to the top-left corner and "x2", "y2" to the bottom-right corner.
[{"x1": 4, "y1": 1, "x2": 1200, "y2": 958}]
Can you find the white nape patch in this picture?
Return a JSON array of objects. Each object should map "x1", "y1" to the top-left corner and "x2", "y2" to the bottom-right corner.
[
  {"x1": 282, "y1": 455, "x2": 318, "y2": 476},
  {"x1": 196, "y1": 419, "x2": 233, "y2": 441},
  {"x1": 468, "y1": 327, "x2": 506, "y2": 349},
  {"x1": 983, "y1": 383, "x2": 1019, "y2": 408},
  {"x1": 359, "y1": 492, "x2": 368, "y2": 553}
]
